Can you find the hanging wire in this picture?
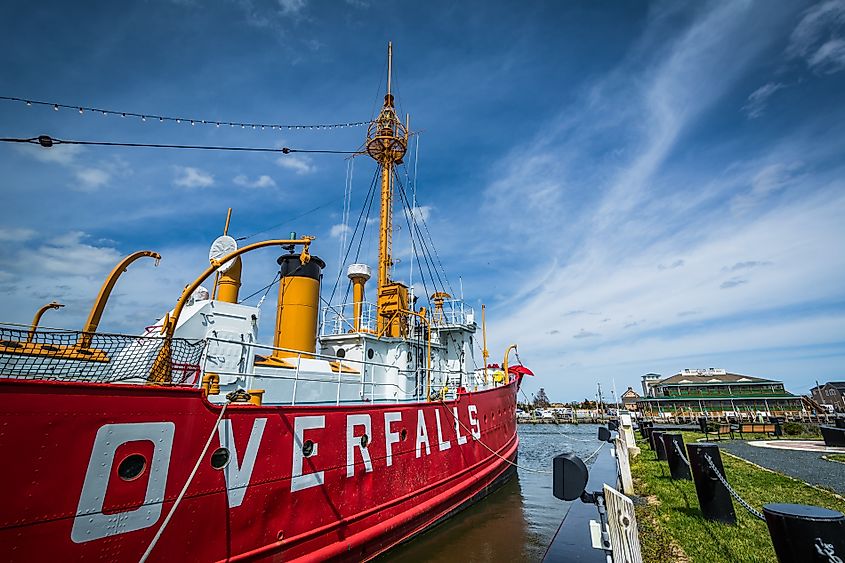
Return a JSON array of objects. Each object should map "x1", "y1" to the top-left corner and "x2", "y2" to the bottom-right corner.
[
  {"x1": 393, "y1": 168, "x2": 448, "y2": 299},
  {"x1": 236, "y1": 197, "x2": 345, "y2": 242},
  {"x1": 0, "y1": 135, "x2": 360, "y2": 154},
  {"x1": 238, "y1": 272, "x2": 280, "y2": 305},
  {"x1": 327, "y1": 164, "x2": 380, "y2": 309},
  {"x1": 0, "y1": 95, "x2": 369, "y2": 131}
]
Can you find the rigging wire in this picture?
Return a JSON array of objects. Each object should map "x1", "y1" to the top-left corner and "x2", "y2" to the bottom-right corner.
[
  {"x1": 236, "y1": 197, "x2": 346, "y2": 242},
  {"x1": 327, "y1": 164, "x2": 380, "y2": 309},
  {"x1": 0, "y1": 95, "x2": 369, "y2": 131},
  {"x1": 0, "y1": 135, "x2": 360, "y2": 154},
  {"x1": 238, "y1": 272, "x2": 280, "y2": 305},
  {"x1": 336, "y1": 157, "x2": 355, "y2": 282},
  {"x1": 393, "y1": 168, "x2": 448, "y2": 298}
]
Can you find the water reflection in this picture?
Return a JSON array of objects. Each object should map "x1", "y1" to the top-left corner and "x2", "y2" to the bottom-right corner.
[{"x1": 381, "y1": 424, "x2": 600, "y2": 562}]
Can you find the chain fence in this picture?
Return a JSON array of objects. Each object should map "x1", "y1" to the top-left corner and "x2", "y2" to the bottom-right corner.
[
  {"x1": 673, "y1": 440, "x2": 691, "y2": 467},
  {"x1": 703, "y1": 452, "x2": 766, "y2": 521}
]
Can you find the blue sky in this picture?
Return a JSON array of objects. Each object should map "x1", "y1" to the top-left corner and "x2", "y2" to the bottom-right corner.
[{"x1": 1, "y1": 1, "x2": 844, "y2": 402}]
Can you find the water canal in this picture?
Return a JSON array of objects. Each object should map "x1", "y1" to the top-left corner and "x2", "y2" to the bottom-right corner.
[{"x1": 382, "y1": 424, "x2": 603, "y2": 562}]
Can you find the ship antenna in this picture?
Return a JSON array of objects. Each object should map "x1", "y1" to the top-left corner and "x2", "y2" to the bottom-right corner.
[{"x1": 366, "y1": 41, "x2": 409, "y2": 338}]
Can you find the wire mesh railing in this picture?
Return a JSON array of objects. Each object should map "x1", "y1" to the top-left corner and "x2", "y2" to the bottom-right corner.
[{"x1": 0, "y1": 327, "x2": 206, "y2": 385}]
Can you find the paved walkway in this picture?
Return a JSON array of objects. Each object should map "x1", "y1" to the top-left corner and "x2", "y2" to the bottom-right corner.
[{"x1": 719, "y1": 440, "x2": 845, "y2": 495}]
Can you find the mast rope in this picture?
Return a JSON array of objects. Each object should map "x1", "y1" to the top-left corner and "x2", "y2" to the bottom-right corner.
[
  {"x1": 0, "y1": 135, "x2": 360, "y2": 154},
  {"x1": 0, "y1": 95, "x2": 369, "y2": 131},
  {"x1": 138, "y1": 400, "x2": 231, "y2": 563},
  {"x1": 394, "y1": 169, "x2": 447, "y2": 298},
  {"x1": 327, "y1": 164, "x2": 379, "y2": 310}
]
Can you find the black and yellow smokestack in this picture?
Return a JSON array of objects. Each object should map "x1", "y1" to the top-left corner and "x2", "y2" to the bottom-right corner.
[
  {"x1": 272, "y1": 254, "x2": 325, "y2": 358},
  {"x1": 216, "y1": 257, "x2": 242, "y2": 303}
]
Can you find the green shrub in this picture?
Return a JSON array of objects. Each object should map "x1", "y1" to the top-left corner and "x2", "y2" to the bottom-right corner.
[{"x1": 783, "y1": 422, "x2": 804, "y2": 436}]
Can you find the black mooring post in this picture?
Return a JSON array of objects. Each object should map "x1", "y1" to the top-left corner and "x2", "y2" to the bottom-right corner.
[
  {"x1": 643, "y1": 424, "x2": 654, "y2": 447},
  {"x1": 663, "y1": 433, "x2": 691, "y2": 480},
  {"x1": 763, "y1": 504, "x2": 845, "y2": 563},
  {"x1": 688, "y1": 443, "x2": 736, "y2": 524},
  {"x1": 653, "y1": 431, "x2": 668, "y2": 461}
]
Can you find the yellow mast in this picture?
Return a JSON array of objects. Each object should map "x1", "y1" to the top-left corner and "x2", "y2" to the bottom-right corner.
[{"x1": 366, "y1": 42, "x2": 409, "y2": 337}]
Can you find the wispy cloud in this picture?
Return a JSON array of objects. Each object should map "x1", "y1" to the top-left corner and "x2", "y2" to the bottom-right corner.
[
  {"x1": 743, "y1": 82, "x2": 785, "y2": 118},
  {"x1": 75, "y1": 168, "x2": 111, "y2": 191},
  {"x1": 329, "y1": 223, "x2": 350, "y2": 238},
  {"x1": 0, "y1": 227, "x2": 35, "y2": 242},
  {"x1": 276, "y1": 154, "x2": 315, "y2": 175},
  {"x1": 174, "y1": 166, "x2": 214, "y2": 188},
  {"x1": 787, "y1": 0, "x2": 845, "y2": 74},
  {"x1": 233, "y1": 174, "x2": 277, "y2": 188}
]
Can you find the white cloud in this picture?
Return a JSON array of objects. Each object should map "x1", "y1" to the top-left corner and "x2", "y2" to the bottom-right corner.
[
  {"x1": 743, "y1": 82, "x2": 785, "y2": 118},
  {"x1": 787, "y1": 0, "x2": 845, "y2": 73},
  {"x1": 278, "y1": 0, "x2": 306, "y2": 15},
  {"x1": 17, "y1": 231, "x2": 123, "y2": 275},
  {"x1": 807, "y1": 38, "x2": 845, "y2": 73},
  {"x1": 16, "y1": 143, "x2": 84, "y2": 165},
  {"x1": 407, "y1": 205, "x2": 432, "y2": 222},
  {"x1": 0, "y1": 228, "x2": 35, "y2": 242},
  {"x1": 233, "y1": 174, "x2": 277, "y2": 188},
  {"x1": 75, "y1": 167, "x2": 111, "y2": 191},
  {"x1": 174, "y1": 166, "x2": 214, "y2": 188},
  {"x1": 276, "y1": 154, "x2": 315, "y2": 175},
  {"x1": 330, "y1": 223, "x2": 351, "y2": 238}
]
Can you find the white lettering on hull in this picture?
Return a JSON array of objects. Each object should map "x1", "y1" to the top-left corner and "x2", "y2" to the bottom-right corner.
[
  {"x1": 346, "y1": 414, "x2": 373, "y2": 477},
  {"x1": 415, "y1": 409, "x2": 431, "y2": 458},
  {"x1": 72, "y1": 422, "x2": 175, "y2": 543},
  {"x1": 291, "y1": 415, "x2": 325, "y2": 492},
  {"x1": 434, "y1": 409, "x2": 451, "y2": 451},
  {"x1": 383, "y1": 411, "x2": 402, "y2": 467},
  {"x1": 468, "y1": 405, "x2": 481, "y2": 439},
  {"x1": 218, "y1": 418, "x2": 267, "y2": 507},
  {"x1": 453, "y1": 407, "x2": 468, "y2": 445}
]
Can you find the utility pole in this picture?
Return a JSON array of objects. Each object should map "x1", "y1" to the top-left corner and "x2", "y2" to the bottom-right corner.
[{"x1": 597, "y1": 382, "x2": 604, "y2": 415}]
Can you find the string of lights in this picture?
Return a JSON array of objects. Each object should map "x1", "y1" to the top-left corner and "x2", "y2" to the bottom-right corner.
[
  {"x1": 0, "y1": 95, "x2": 370, "y2": 131},
  {"x1": 0, "y1": 135, "x2": 361, "y2": 154}
]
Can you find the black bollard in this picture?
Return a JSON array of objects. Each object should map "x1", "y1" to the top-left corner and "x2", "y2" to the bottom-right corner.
[
  {"x1": 688, "y1": 443, "x2": 736, "y2": 524},
  {"x1": 663, "y1": 433, "x2": 691, "y2": 480},
  {"x1": 763, "y1": 504, "x2": 845, "y2": 563},
  {"x1": 644, "y1": 426, "x2": 655, "y2": 449},
  {"x1": 653, "y1": 431, "x2": 668, "y2": 461}
]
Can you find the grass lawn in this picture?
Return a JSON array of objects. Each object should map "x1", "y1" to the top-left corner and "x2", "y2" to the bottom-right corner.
[
  {"x1": 827, "y1": 453, "x2": 845, "y2": 464},
  {"x1": 631, "y1": 435, "x2": 845, "y2": 563}
]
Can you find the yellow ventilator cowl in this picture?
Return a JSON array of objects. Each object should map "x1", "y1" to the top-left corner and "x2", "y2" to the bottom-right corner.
[
  {"x1": 272, "y1": 253, "x2": 325, "y2": 359},
  {"x1": 216, "y1": 256, "x2": 242, "y2": 303},
  {"x1": 347, "y1": 263, "x2": 371, "y2": 332}
]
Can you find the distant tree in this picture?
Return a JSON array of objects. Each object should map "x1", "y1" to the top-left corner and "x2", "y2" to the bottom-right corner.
[{"x1": 534, "y1": 388, "x2": 551, "y2": 408}]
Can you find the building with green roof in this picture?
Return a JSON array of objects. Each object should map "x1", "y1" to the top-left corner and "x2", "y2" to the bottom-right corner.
[{"x1": 636, "y1": 368, "x2": 804, "y2": 419}]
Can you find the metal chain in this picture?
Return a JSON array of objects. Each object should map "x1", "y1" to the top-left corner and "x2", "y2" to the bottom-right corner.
[
  {"x1": 703, "y1": 453, "x2": 766, "y2": 521},
  {"x1": 673, "y1": 440, "x2": 691, "y2": 467}
]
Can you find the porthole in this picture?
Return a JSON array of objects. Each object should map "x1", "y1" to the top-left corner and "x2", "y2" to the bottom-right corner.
[
  {"x1": 367, "y1": 349, "x2": 375, "y2": 360},
  {"x1": 303, "y1": 440, "x2": 315, "y2": 457},
  {"x1": 117, "y1": 454, "x2": 147, "y2": 481},
  {"x1": 337, "y1": 348, "x2": 346, "y2": 358},
  {"x1": 400, "y1": 429, "x2": 408, "y2": 442},
  {"x1": 360, "y1": 434, "x2": 369, "y2": 448},
  {"x1": 484, "y1": 414, "x2": 488, "y2": 424},
  {"x1": 210, "y1": 447, "x2": 230, "y2": 470}
]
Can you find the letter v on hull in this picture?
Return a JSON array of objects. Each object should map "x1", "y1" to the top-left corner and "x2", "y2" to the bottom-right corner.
[{"x1": 218, "y1": 418, "x2": 267, "y2": 508}]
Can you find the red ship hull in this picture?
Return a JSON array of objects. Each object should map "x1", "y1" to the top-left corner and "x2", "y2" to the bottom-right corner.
[{"x1": 0, "y1": 378, "x2": 519, "y2": 561}]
